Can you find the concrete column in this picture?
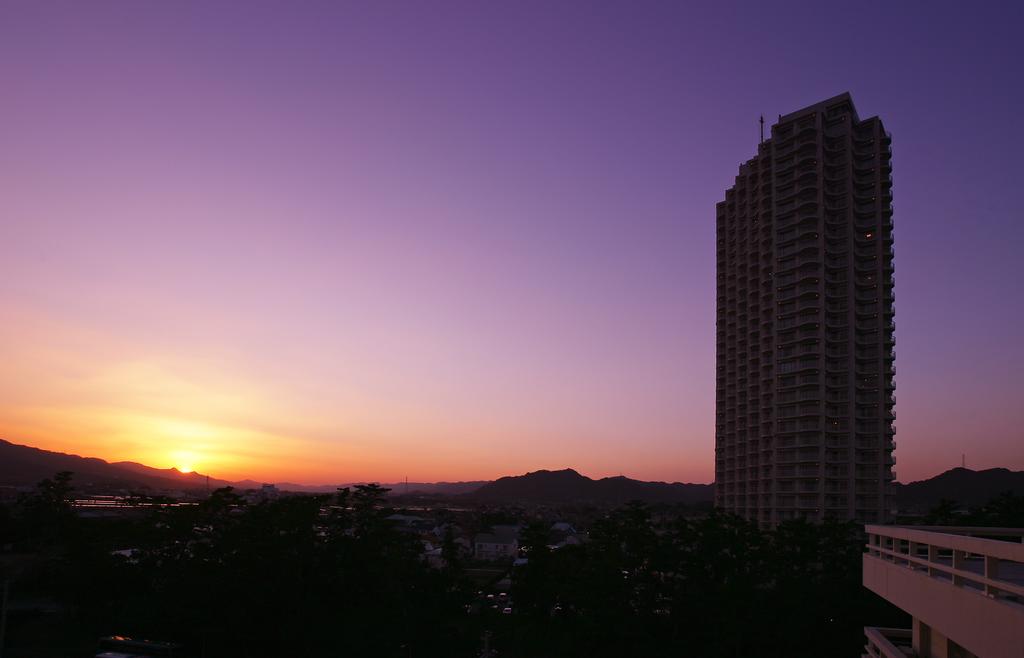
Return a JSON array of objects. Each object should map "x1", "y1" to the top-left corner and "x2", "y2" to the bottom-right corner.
[
  {"x1": 952, "y1": 550, "x2": 965, "y2": 586},
  {"x1": 928, "y1": 543, "x2": 939, "y2": 577},
  {"x1": 984, "y1": 555, "x2": 999, "y2": 597},
  {"x1": 914, "y1": 617, "x2": 932, "y2": 657}
]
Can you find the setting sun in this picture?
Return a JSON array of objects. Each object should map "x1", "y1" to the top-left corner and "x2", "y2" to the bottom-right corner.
[{"x1": 170, "y1": 449, "x2": 200, "y2": 475}]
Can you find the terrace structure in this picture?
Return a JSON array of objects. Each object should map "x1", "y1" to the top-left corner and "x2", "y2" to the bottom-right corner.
[{"x1": 863, "y1": 525, "x2": 1024, "y2": 658}]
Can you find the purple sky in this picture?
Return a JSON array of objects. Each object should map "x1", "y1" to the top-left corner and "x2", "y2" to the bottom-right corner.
[{"x1": 1, "y1": 1, "x2": 1021, "y2": 484}]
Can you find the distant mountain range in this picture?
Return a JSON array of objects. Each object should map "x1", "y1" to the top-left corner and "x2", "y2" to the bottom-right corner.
[
  {"x1": 3, "y1": 438, "x2": 1023, "y2": 509},
  {"x1": 468, "y1": 468, "x2": 713, "y2": 505},
  {"x1": 0, "y1": 439, "x2": 485, "y2": 496},
  {"x1": 0, "y1": 439, "x2": 233, "y2": 492},
  {"x1": 0, "y1": 439, "x2": 706, "y2": 502},
  {"x1": 892, "y1": 467, "x2": 1024, "y2": 508},
  {"x1": 237, "y1": 479, "x2": 489, "y2": 496}
]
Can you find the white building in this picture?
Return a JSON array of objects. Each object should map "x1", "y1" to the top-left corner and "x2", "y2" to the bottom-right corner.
[
  {"x1": 474, "y1": 526, "x2": 519, "y2": 561},
  {"x1": 863, "y1": 525, "x2": 1024, "y2": 658}
]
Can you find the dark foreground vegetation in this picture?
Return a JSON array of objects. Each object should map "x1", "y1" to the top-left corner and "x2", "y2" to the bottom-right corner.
[{"x1": 16, "y1": 474, "x2": 1023, "y2": 657}]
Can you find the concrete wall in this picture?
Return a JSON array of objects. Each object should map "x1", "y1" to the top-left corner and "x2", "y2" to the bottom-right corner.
[{"x1": 864, "y1": 555, "x2": 1024, "y2": 658}]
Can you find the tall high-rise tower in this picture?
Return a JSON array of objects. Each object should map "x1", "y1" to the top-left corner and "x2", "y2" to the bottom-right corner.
[{"x1": 715, "y1": 93, "x2": 895, "y2": 525}]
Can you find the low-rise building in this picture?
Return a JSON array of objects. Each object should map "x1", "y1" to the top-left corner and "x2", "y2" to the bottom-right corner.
[
  {"x1": 862, "y1": 525, "x2": 1024, "y2": 658},
  {"x1": 474, "y1": 526, "x2": 520, "y2": 561}
]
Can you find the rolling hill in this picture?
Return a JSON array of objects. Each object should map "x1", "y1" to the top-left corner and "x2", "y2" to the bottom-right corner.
[
  {"x1": 468, "y1": 468, "x2": 714, "y2": 505},
  {"x1": 0, "y1": 438, "x2": 231, "y2": 492},
  {"x1": 0, "y1": 439, "x2": 485, "y2": 495},
  {"x1": 5, "y1": 438, "x2": 1021, "y2": 509},
  {"x1": 893, "y1": 467, "x2": 1024, "y2": 508}
]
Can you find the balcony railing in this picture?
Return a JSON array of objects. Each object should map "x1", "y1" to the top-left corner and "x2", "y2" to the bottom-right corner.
[
  {"x1": 863, "y1": 525, "x2": 1024, "y2": 658},
  {"x1": 866, "y1": 525, "x2": 1024, "y2": 602},
  {"x1": 863, "y1": 627, "x2": 912, "y2": 658}
]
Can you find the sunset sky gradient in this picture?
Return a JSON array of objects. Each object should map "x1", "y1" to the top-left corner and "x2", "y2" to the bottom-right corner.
[{"x1": 1, "y1": 1, "x2": 1022, "y2": 484}]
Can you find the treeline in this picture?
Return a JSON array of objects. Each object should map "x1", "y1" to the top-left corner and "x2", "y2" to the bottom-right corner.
[
  {"x1": 507, "y1": 502, "x2": 906, "y2": 657},
  {"x1": 3, "y1": 477, "x2": 470, "y2": 657},
  {"x1": 23, "y1": 473, "x2": 1024, "y2": 656},
  {"x1": 917, "y1": 492, "x2": 1024, "y2": 527}
]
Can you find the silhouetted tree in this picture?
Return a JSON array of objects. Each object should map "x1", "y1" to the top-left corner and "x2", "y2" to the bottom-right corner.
[
  {"x1": 441, "y1": 523, "x2": 463, "y2": 572},
  {"x1": 924, "y1": 497, "x2": 960, "y2": 525},
  {"x1": 977, "y1": 491, "x2": 1024, "y2": 526},
  {"x1": 17, "y1": 471, "x2": 77, "y2": 548},
  {"x1": 4, "y1": 483, "x2": 925, "y2": 658}
]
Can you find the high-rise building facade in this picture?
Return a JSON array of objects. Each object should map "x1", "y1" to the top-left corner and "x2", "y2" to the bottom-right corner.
[{"x1": 715, "y1": 93, "x2": 895, "y2": 525}]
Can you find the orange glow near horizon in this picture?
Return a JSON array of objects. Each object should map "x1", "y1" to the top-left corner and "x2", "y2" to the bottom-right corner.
[
  {"x1": 1, "y1": 304, "x2": 1019, "y2": 486},
  {"x1": 2, "y1": 0, "x2": 1024, "y2": 493},
  {"x1": 0, "y1": 308, "x2": 1010, "y2": 487},
  {"x1": 0, "y1": 308, "x2": 715, "y2": 484}
]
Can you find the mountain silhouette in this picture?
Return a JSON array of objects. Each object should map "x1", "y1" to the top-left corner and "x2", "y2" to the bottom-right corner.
[
  {"x1": 0, "y1": 438, "x2": 231, "y2": 492},
  {"x1": 0, "y1": 439, "x2": 485, "y2": 495},
  {"x1": 469, "y1": 468, "x2": 714, "y2": 505},
  {"x1": 893, "y1": 467, "x2": 1024, "y2": 508},
  {"x1": 5, "y1": 438, "x2": 1022, "y2": 509}
]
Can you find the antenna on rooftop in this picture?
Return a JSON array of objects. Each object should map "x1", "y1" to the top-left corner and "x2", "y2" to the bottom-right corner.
[
  {"x1": 759, "y1": 115, "x2": 765, "y2": 144},
  {"x1": 962, "y1": 454, "x2": 966, "y2": 469}
]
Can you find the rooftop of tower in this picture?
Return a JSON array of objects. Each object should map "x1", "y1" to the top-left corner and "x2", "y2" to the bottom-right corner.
[{"x1": 778, "y1": 91, "x2": 860, "y2": 124}]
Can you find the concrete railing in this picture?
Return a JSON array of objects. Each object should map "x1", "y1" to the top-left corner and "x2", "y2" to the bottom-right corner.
[
  {"x1": 863, "y1": 627, "x2": 912, "y2": 658},
  {"x1": 865, "y1": 525, "x2": 1024, "y2": 603}
]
